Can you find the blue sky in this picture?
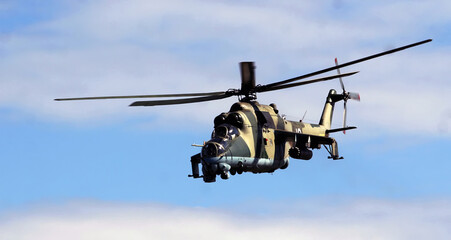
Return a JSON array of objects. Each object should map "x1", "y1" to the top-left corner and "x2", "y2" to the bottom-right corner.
[{"x1": 0, "y1": 0, "x2": 450, "y2": 239}]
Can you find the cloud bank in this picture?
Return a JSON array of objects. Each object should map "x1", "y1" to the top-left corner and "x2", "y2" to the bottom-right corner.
[
  {"x1": 0, "y1": 199, "x2": 450, "y2": 240},
  {"x1": 0, "y1": 0, "x2": 450, "y2": 135}
]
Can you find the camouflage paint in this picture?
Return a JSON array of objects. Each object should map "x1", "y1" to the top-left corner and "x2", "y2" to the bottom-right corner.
[{"x1": 196, "y1": 89, "x2": 343, "y2": 182}]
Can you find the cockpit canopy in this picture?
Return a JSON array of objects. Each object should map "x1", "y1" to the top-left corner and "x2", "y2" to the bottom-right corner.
[
  {"x1": 211, "y1": 124, "x2": 239, "y2": 140},
  {"x1": 202, "y1": 124, "x2": 240, "y2": 158},
  {"x1": 214, "y1": 112, "x2": 244, "y2": 129}
]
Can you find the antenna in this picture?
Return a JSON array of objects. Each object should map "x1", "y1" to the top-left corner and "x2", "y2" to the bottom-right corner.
[{"x1": 300, "y1": 110, "x2": 307, "y2": 122}]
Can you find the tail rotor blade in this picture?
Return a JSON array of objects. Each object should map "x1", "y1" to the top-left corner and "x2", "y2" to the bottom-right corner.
[
  {"x1": 343, "y1": 101, "x2": 347, "y2": 134},
  {"x1": 348, "y1": 92, "x2": 361, "y2": 101},
  {"x1": 335, "y1": 58, "x2": 345, "y2": 92}
]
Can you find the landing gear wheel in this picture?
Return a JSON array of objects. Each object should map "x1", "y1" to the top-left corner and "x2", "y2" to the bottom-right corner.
[
  {"x1": 230, "y1": 169, "x2": 236, "y2": 175},
  {"x1": 237, "y1": 161, "x2": 244, "y2": 174},
  {"x1": 280, "y1": 160, "x2": 289, "y2": 170}
]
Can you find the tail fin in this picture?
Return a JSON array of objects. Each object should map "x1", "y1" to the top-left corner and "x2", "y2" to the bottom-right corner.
[{"x1": 319, "y1": 89, "x2": 339, "y2": 129}]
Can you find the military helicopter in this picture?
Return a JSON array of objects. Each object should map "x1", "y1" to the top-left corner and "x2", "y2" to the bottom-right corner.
[{"x1": 55, "y1": 39, "x2": 431, "y2": 182}]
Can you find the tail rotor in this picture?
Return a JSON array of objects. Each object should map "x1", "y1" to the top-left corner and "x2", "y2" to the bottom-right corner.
[{"x1": 335, "y1": 58, "x2": 360, "y2": 133}]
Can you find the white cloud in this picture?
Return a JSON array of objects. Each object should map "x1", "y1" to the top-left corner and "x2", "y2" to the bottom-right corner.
[
  {"x1": 0, "y1": 199, "x2": 450, "y2": 240},
  {"x1": 0, "y1": 0, "x2": 449, "y2": 135}
]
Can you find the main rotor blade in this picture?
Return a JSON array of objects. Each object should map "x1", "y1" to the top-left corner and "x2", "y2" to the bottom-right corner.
[
  {"x1": 129, "y1": 93, "x2": 232, "y2": 107},
  {"x1": 258, "y1": 71, "x2": 358, "y2": 93},
  {"x1": 265, "y1": 39, "x2": 432, "y2": 88},
  {"x1": 54, "y1": 91, "x2": 227, "y2": 101},
  {"x1": 240, "y1": 62, "x2": 256, "y2": 95}
]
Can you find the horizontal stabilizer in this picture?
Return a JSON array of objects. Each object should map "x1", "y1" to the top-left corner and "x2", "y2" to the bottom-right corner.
[{"x1": 326, "y1": 126, "x2": 357, "y2": 134}]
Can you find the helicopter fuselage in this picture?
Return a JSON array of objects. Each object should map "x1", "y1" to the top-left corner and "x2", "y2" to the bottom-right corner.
[{"x1": 191, "y1": 90, "x2": 338, "y2": 183}]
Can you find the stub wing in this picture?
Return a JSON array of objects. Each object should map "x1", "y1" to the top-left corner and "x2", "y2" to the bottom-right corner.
[
  {"x1": 274, "y1": 129, "x2": 333, "y2": 148},
  {"x1": 274, "y1": 130, "x2": 342, "y2": 159}
]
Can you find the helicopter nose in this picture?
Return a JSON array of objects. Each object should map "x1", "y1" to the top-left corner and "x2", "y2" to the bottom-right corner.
[
  {"x1": 201, "y1": 142, "x2": 226, "y2": 164},
  {"x1": 202, "y1": 142, "x2": 218, "y2": 158}
]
